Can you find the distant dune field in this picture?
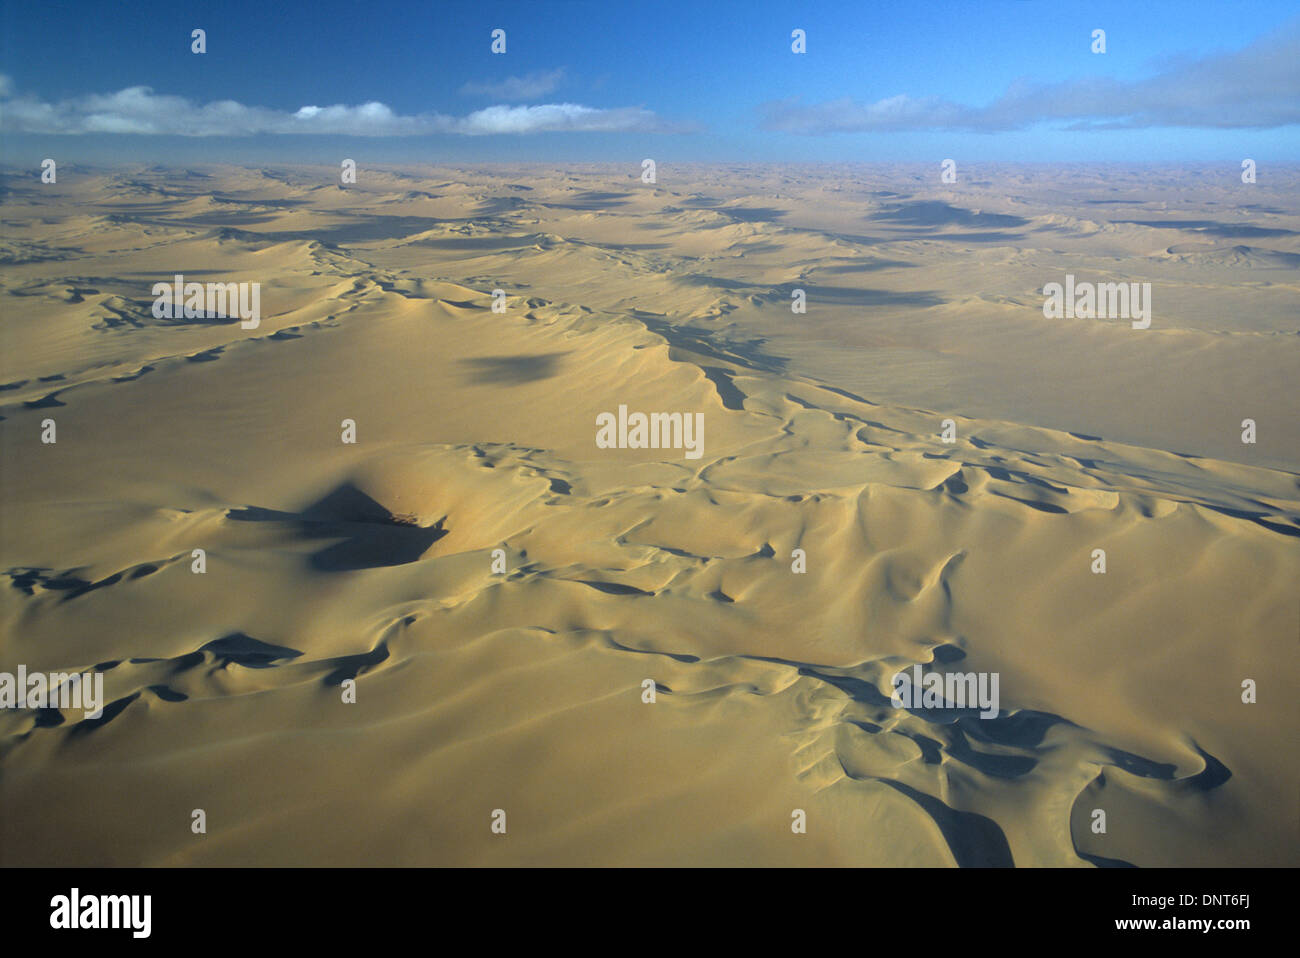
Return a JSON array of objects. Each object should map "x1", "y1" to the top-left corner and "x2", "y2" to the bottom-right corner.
[{"x1": 1, "y1": 164, "x2": 1297, "y2": 866}]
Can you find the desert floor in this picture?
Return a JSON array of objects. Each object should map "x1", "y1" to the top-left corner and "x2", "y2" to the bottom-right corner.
[{"x1": 1, "y1": 163, "x2": 1297, "y2": 866}]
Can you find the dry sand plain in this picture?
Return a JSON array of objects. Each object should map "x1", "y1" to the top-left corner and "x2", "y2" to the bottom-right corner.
[{"x1": 1, "y1": 163, "x2": 1297, "y2": 866}]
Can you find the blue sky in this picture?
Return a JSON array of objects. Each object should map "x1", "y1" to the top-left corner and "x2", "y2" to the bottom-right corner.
[{"x1": 1, "y1": 0, "x2": 1297, "y2": 164}]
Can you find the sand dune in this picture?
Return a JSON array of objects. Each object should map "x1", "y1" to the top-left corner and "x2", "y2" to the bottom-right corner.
[{"x1": 1, "y1": 164, "x2": 1296, "y2": 866}]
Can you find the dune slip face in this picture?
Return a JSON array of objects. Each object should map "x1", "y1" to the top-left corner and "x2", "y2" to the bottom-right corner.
[{"x1": 1, "y1": 163, "x2": 1297, "y2": 869}]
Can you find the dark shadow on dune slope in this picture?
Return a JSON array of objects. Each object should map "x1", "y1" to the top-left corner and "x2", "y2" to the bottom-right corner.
[
  {"x1": 22, "y1": 393, "x2": 65, "y2": 409},
  {"x1": 409, "y1": 234, "x2": 538, "y2": 251},
  {"x1": 1185, "y1": 743, "x2": 1233, "y2": 791},
  {"x1": 473, "y1": 195, "x2": 532, "y2": 215},
  {"x1": 1200, "y1": 503, "x2": 1300, "y2": 539},
  {"x1": 818, "y1": 384, "x2": 878, "y2": 407},
  {"x1": 877, "y1": 778, "x2": 1015, "y2": 867},
  {"x1": 1100, "y1": 747, "x2": 1177, "y2": 780},
  {"x1": 923, "y1": 230, "x2": 1027, "y2": 243},
  {"x1": 717, "y1": 206, "x2": 786, "y2": 223},
  {"x1": 701, "y1": 366, "x2": 747, "y2": 410},
  {"x1": 308, "y1": 523, "x2": 443, "y2": 571},
  {"x1": 300, "y1": 215, "x2": 455, "y2": 243},
  {"x1": 770, "y1": 282, "x2": 944, "y2": 308},
  {"x1": 633, "y1": 313, "x2": 789, "y2": 374},
  {"x1": 6, "y1": 559, "x2": 166, "y2": 602},
  {"x1": 671, "y1": 274, "x2": 942, "y2": 309},
  {"x1": 960, "y1": 709, "x2": 1077, "y2": 749},
  {"x1": 874, "y1": 200, "x2": 1029, "y2": 230},
  {"x1": 33, "y1": 706, "x2": 65, "y2": 728},
  {"x1": 814, "y1": 259, "x2": 917, "y2": 273},
  {"x1": 323, "y1": 639, "x2": 390, "y2": 686},
  {"x1": 147, "y1": 215, "x2": 487, "y2": 245},
  {"x1": 1076, "y1": 850, "x2": 1138, "y2": 868},
  {"x1": 228, "y1": 482, "x2": 447, "y2": 572},
  {"x1": 989, "y1": 493, "x2": 1069, "y2": 515},
  {"x1": 68, "y1": 692, "x2": 140, "y2": 738},
  {"x1": 200, "y1": 632, "x2": 303, "y2": 668},
  {"x1": 1217, "y1": 246, "x2": 1300, "y2": 267},
  {"x1": 1114, "y1": 218, "x2": 1298, "y2": 239},
  {"x1": 604, "y1": 635, "x2": 700, "y2": 663},
  {"x1": 211, "y1": 195, "x2": 310, "y2": 209},
  {"x1": 938, "y1": 726, "x2": 1038, "y2": 778},
  {"x1": 459, "y1": 351, "x2": 568, "y2": 384},
  {"x1": 576, "y1": 580, "x2": 655, "y2": 596},
  {"x1": 147, "y1": 210, "x2": 287, "y2": 228},
  {"x1": 942, "y1": 471, "x2": 970, "y2": 494},
  {"x1": 90, "y1": 292, "x2": 248, "y2": 327},
  {"x1": 675, "y1": 274, "x2": 756, "y2": 291},
  {"x1": 797, "y1": 667, "x2": 894, "y2": 708},
  {"x1": 543, "y1": 191, "x2": 632, "y2": 211},
  {"x1": 1069, "y1": 772, "x2": 1139, "y2": 867},
  {"x1": 673, "y1": 197, "x2": 786, "y2": 221}
]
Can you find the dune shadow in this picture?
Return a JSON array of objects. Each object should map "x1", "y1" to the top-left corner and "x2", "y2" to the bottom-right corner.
[
  {"x1": 1201, "y1": 503, "x2": 1300, "y2": 539},
  {"x1": 474, "y1": 196, "x2": 532, "y2": 215},
  {"x1": 228, "y1": 482, "x2": 447, "y2": 572},
  {"x1": 701, "y1": 366, "x2": 747, "y2": 410},
  {"x1": 173, "y1": 211, "x2": 287, "y2": 228},
  {"x1": 68, "y1": 692, "x2": 141, "y2": 738},
  {"x1": 961, "y1": 709, "x2": 1076, "y2": 749},
  {"x1": 1185, "y1": 742, "x2": 1233, "y2": 791},
  {"x1": 815, "y1": 259, "x2": 917, "y2": 273},
  {"x1": 1114, "y1": 218, "x2": 1298, "y2": 239},
  {"x1": 323, "y1": 639, "x2": 390, "y2": 686},
  {"x1": 200, "y1": 632, "x2": 303, "y2": 668},
  {"x1": 774, "y1": 283, "x2": 944, "y2": 308},
  {"x1": 459, "y1": 351, "x2": 568, "y2": 384},
  {"x1": 97, "y1": 294, "x2": 246, "y2": 327},
  {"x1": 544, "y1": 191, "x2": 632, "y2": 211},
  {"x1": 676, "y1": 274, "x2": 756, "y2": 291},
  {"x1": 576, "y1": 580, "x2": 654, "y2": 596},
  {"x1": 874, "y1": 200, "x2": 1028, "y2": 230},
  {"x1": 717, "y1": 206, "x2": 786, "y2": 223},
  {"x1": 304, "y1": 215, "x2": 450, "y2": 243},
  {"x1": 410, "y1": 235, "x2": 537, "y2": 251},
  {"x1": 633, "y1": 313, "x2": 788, "y2": 374},
  {"x1": 877, "y1": 779, "x2": 1015, "y2": 867}
]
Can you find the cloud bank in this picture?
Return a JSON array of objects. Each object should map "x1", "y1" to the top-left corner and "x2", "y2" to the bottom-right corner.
[
  {"x1": 0, "y1": 76, "x2": 671, "y2": 136},
  {"x1": 459, "y1": 69, "x2": 567, "y2": 100},
  {"x1": 761, "y1": 20, "x2": 1300, "y2": 133}
]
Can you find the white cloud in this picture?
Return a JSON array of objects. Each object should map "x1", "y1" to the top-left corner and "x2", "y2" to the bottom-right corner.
[
  {"x1": 459, "y1": 69, "x2": 566, "y2": 100},
  {"x1": 761, "y1": 19, "x2": 1300, "y2": 133},
  {"x1": 458, "y1": 103, "x2": 659, "y2": 134},
  {"x1": 0, "y1": 75, "x2": 672, "y2": 136}
]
